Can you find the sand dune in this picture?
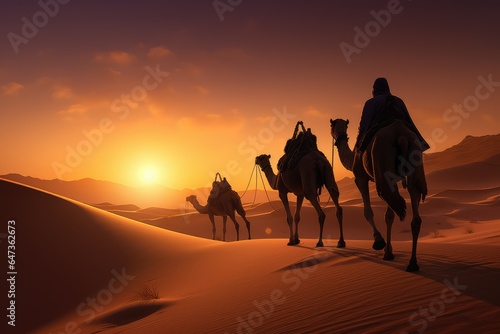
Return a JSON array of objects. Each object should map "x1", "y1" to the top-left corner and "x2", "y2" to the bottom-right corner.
[
  {"x1": 426, "y1": 159, "x2": 500, "y2": 191},
  {"x1": 1, "y1": 179, "x2": 214, "y2": 333},
  {"x1": 93, "y1": 203, "x2": 142, "y2": 211},
  {"x1": 433, "y1": 187, "x2": 500, "y2": 203},
  {"x1": 2, "y1": 178, "x2": 500, "y2": 334},
  {"x1": 0, "y1": 173, "x2": 284, "y2": 210},
  {"x1": 424, "y1": 134, "x2": 500, "y2": 174}
]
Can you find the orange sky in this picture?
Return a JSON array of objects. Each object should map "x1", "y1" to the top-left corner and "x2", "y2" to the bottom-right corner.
[{"x1": 1, "y1": 0, "x2": 499, "y2": 190}]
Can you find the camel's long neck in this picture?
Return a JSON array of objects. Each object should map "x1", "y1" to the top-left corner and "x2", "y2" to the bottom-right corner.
[
  {"x1": 261, "y1": 164, "x2": 279, "y2": 190},
  {"x1": 190, "y1": 199, "x2": 209, "y2": 214},
  {"x1": 336, "y1": 136, "x2": 355, "y2": 172}
]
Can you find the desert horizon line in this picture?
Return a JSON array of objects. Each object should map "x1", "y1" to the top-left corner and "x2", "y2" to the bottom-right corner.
[
  {"x1": 0, "y1": 171, "x2": 354, "y2": 192},
  {"x1": 2, "y1": 131, "x2": 498, "y2": 191}
]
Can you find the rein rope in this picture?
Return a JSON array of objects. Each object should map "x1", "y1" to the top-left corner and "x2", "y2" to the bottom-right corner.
[
  {"x1": 257, "y1": 167, "x2": 277, "y2": 211},
  {"x1": 320, "y1": 137, "x2": 335, "y2": 209},
  {"x1": 240, "y1": 163, "x2": 277, "y2": 211},
  {"x1": 239, "y1": 164, "x2": 257, "y2": 202},
  {"x1": 320, "y1": 128, "x2": 348, "y2": 209}
]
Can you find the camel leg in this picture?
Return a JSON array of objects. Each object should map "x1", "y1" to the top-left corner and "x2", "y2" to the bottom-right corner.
[
  {"x1": 208, "y1": 214, "x2": 216, "y2": 240},
  {"x1": 373, "y1": 163, "x2": 407, "y2": 221},
  {"x1": 325, "y1": 173, "x2": 345, "y2": 248},
  {"x1": 383, "y1": 207, "x2": 395, "y2": 260},
  {"x1": 377, "y1": 183, "x2": 407, "y2": 222},
  {"x1": 372, "y1": 138, "x2": 407, "y2": 221},
  {"x1": 222, "y1": 216, "x2": 227, "y2": 242},
  {"x1": 307, "y1": 195, "x2": 326, "y2": 248},
  {"x1": 293, "y1": 195, "x2": 304, "y2": 245},
  {"x1": 227, "y1": 213, "x2": 240, "y2": 241},
  {"x1": 406, "y1": 187, "x2": 422, "y2": 272},
  {"x1": 236, "y1": 202, "x2": 252, "y2": 240},
  {"x1": 279, "y1": 192, "x2": 297, "y2": 246},
  {"x1": 355, "y1": 177, "x2": 386, "y2": 250},
  {"x1": 332, "y1": 196, "x2": 345, "y2": 248}
]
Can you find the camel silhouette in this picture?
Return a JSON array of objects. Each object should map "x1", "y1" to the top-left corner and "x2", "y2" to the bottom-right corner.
[
  {"x1": 330, "y1": 118, "x2": 427, "y2": 272},
  {"x1": 186, "y1": 191, "x2": 251, "y2": 241},
  {"x1": 255, "y1": 127, "x2": 345, "y2": 248}
]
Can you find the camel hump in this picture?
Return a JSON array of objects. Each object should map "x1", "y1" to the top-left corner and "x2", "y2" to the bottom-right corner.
[
  {"x1": 278, "y1": 124, "x2": 319, "y2": 171},
  {"x1": 208, "y1": 175, "x2": 232, "y2": 206}
]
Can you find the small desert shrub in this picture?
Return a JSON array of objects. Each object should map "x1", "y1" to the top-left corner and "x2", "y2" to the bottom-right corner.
[
  {"x1": 465, "y1": 227, "x2": 475, "y2": 234},
  {"x1": 130, "y1": 284, "x2": 160, "y2": 303}
]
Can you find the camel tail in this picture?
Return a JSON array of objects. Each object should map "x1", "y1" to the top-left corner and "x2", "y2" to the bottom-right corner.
[
  {"x1": 398, "y1": 134, "x2": 428, "y2": 203},
  {"x1": 232, "y1": 190, "x2": 242, "y2": 205},
  {"x1": 397, "y1": 136, "x2": 409, "y2": 189},
  {"x1": 320, "y1": 157, "x2": 339, "y2": 200}
]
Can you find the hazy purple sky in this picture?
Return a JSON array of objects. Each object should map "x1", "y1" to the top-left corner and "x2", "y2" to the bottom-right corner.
[{"x1": 1, "y1": 0, "x2": 499, "y2": 189}]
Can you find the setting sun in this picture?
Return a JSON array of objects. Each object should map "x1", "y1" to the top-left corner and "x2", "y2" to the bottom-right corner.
[{"x1": 138, "y1": 165, "x2": 160, "y2": 185}]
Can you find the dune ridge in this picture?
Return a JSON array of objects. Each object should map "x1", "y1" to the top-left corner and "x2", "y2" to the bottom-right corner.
[{"x1": 1, "y1": 178, "x2": 500, "y2": 333}]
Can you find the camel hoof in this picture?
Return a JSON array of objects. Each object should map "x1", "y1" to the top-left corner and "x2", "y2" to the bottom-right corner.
[
  {"x1": 372, "y1": 239, "x2": 386, "y2": 250},
  {"x1": 316, "y1": 241, "x2": 324, "y2": 248},
  {"x1": 337, "y1": 240, "x2": 346, "y2": 248},
  {"x1": 287, "y1": 238, "x2": 300, "y2": 246},
  {"x1": 406, "y1": 263, "x2": 420, "y2": 272},
  {"x1": 383, "y1": 253, "x2": 395, "y2": 261}
]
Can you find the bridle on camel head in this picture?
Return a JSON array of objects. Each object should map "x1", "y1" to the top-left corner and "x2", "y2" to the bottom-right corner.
[
  {"x1": 330, "y1": 119, "x2": 349, "y2": 147},
  {"x1": 259, "y1": 160, "x2": 272, "y2": 173},
  {"x1": 256, "y1": 157, "x2": 280, "y2": 190},
  {"x1": 333, "y1": 131, "x2": 348, "y2": 147}
]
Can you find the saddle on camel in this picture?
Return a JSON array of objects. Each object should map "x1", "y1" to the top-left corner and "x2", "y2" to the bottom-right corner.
[
  {"x1": 278, "y1": 121, "x2": 326, "y2": 173},
  {"x1": 207, "y1": 172, "x2": 233, "y2": 207}
]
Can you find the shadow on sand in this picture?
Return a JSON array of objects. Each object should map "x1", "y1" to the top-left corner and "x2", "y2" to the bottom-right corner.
[
  {"x1": 92, "y1": 300, "x2": 171, "y2": 327},
  {"x1": 291, "y1": 242, "x2": 500, "y2": 307}
]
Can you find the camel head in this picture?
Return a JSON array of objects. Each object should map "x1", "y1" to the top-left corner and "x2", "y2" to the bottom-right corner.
[
  {"x1": 255, "y1": 154, "x2": 272, "y2": 170},
  {"x1": 186, "y1": 195, "x2": 197, "y2": 203},
  {"x1": 330, "y1": 118, "x2": 349, "y2": 144}
]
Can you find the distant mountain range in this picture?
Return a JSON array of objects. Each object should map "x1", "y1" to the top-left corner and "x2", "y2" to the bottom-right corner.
[
  {"x1": 424, "y1": 134, "x2": 500, "y2": 190},
  {"x1": 0, "y1": 173, "x2": 285, "y2": 209},
  {"x1": 424, "y1": 134, "x2": 500, "y2": 173},
  {"x1": 2, "y1": 134, "x2": 499, "y2": 208}
]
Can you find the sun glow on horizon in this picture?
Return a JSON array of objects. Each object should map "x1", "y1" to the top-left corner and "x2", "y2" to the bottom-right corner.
[{"x1": 138, "y1": 165, "x2": 160, "y2": 185}]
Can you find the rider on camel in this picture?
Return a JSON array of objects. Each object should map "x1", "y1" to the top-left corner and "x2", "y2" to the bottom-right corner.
[{"x1": 355, "y1": 77, "x2": 430, "y2": 153}]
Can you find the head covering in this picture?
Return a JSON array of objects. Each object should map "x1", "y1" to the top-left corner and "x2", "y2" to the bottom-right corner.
[{"x1": 372, "y1": 77, "x2": 391, "y2": 96}]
